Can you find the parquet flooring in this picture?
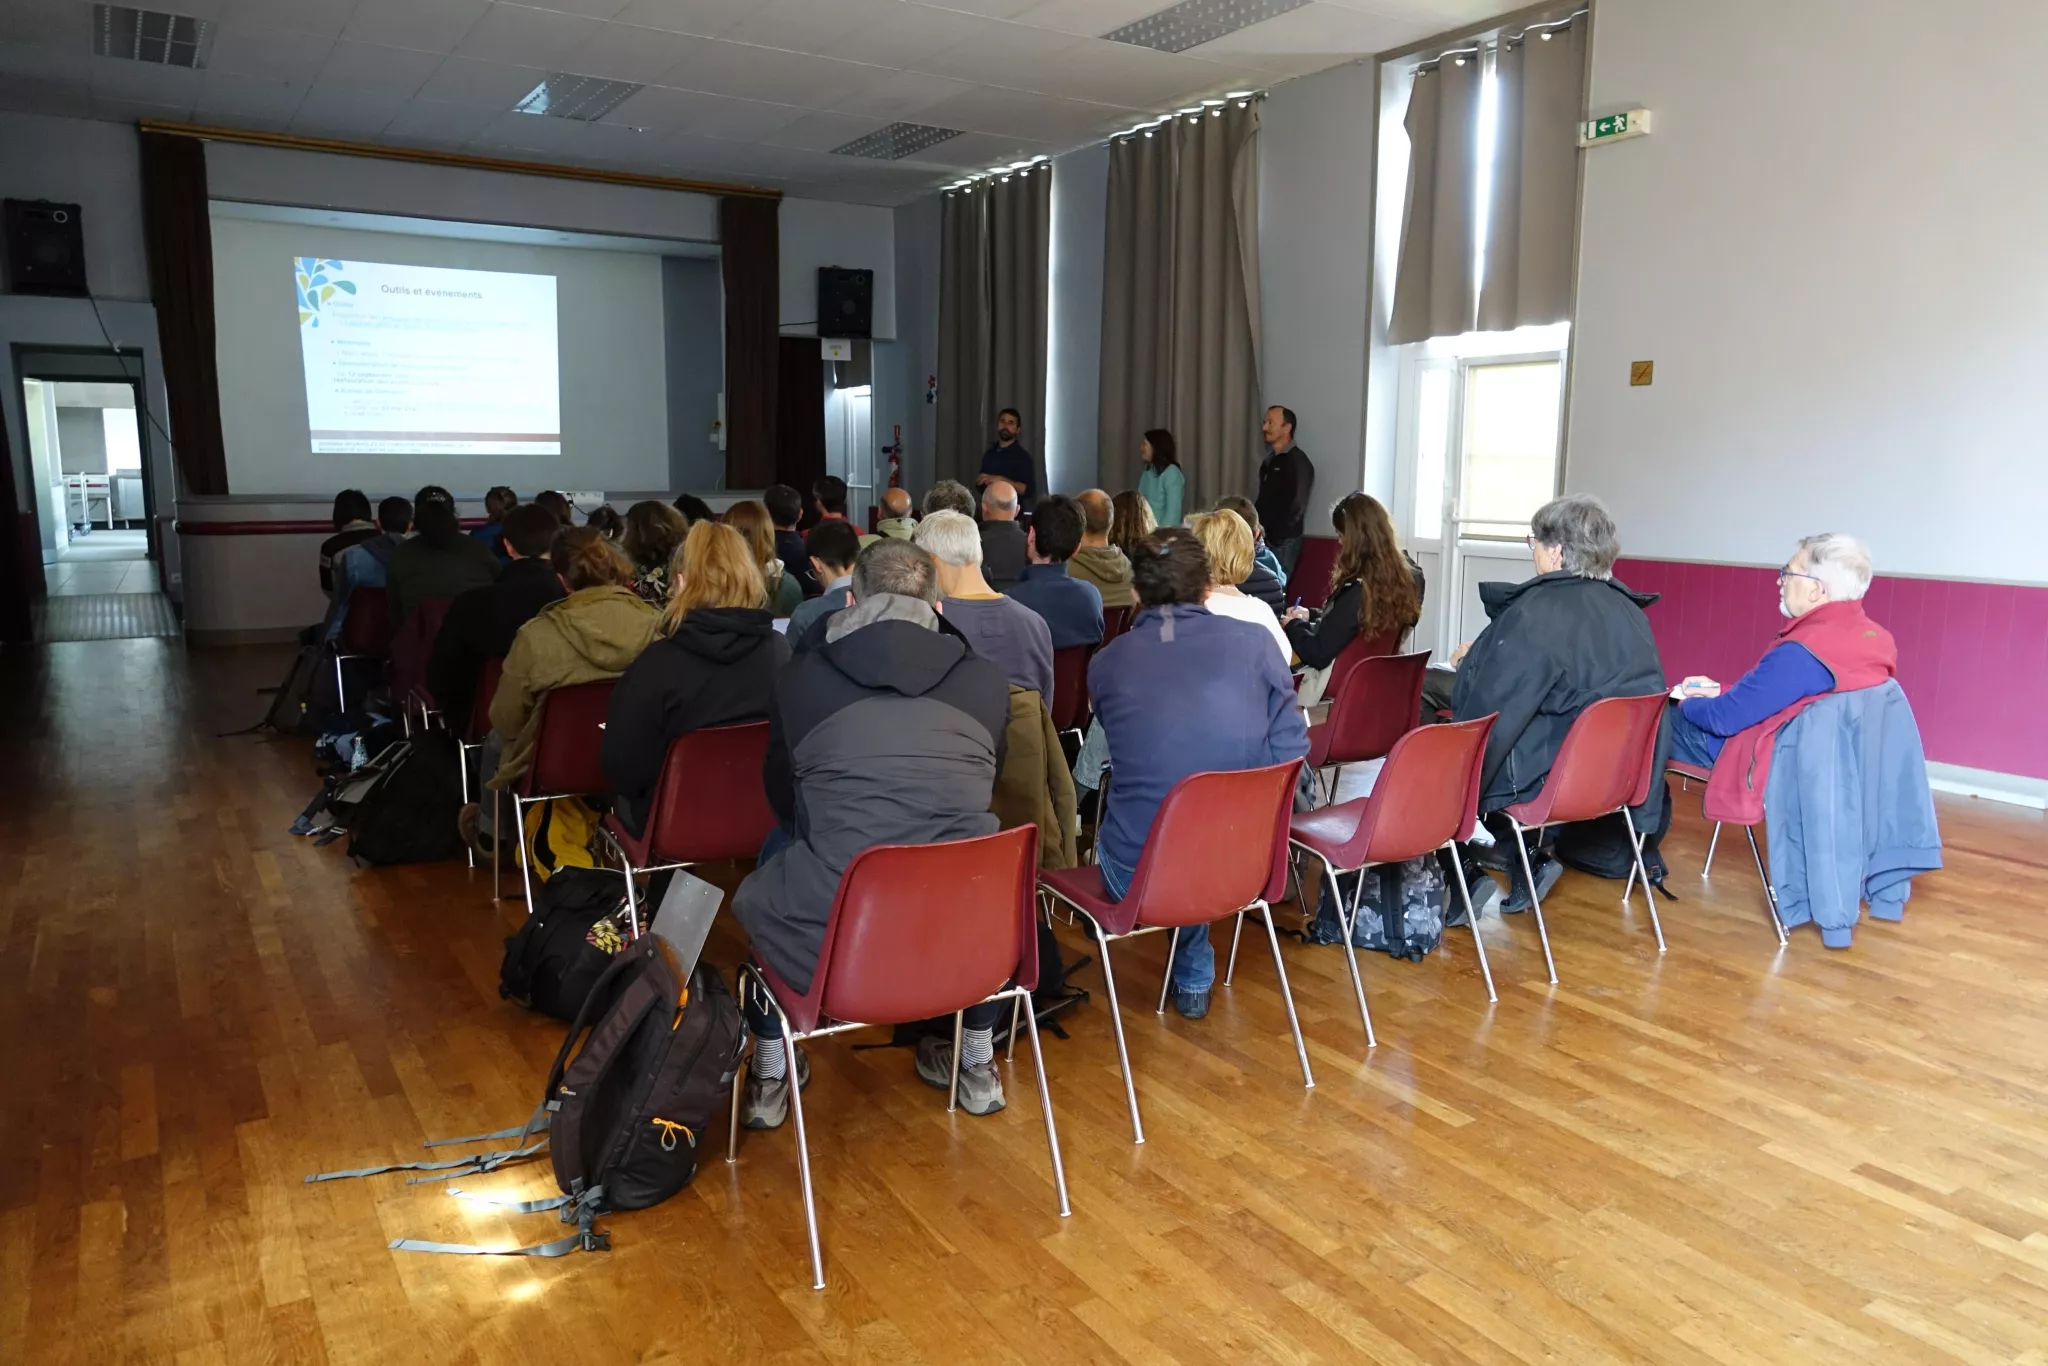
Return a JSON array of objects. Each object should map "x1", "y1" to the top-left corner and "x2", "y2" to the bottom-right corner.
[{"x1": 3, "y1": 638, "x2": 2046, "y2": 1365}]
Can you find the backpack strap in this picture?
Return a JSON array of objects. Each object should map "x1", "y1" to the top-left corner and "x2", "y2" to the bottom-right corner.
[{"x1": 388, "y1": 1186, "x2": 610, "y2": 1257}]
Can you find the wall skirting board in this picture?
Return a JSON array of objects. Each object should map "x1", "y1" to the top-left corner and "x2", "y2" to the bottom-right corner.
[{"x1": 1615, "y1": 557, "x2": 2048, "y2": 799}]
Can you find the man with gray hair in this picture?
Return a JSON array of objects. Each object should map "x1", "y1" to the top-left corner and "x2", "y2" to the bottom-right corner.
[
  {"x1": 1450, "y1": 493, "x2": 1668, "y2": 911},
  {"x1": 915, "y1": 509, "x2": 1054, "y2": 703},
  {"x1": 1667, "y1": 532, "x2": 1894, "y2": 772},
  {"x1": 977, "y1": 479, "x2": 1029, "y2": 589},
  {"x1": 922, "y1": 479, "x2": 976, "y2": 519},
  {"x1": 732, "y1": 535, "x2": 1014, "y2": 1121}
]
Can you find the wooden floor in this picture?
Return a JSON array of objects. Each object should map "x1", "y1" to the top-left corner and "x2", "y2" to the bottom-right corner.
[{"x1": 5, "y1": 638, "x2": 2048, "y2": 1366}]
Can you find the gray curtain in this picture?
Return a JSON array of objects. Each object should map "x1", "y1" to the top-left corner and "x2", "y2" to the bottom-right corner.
[
  {"x1": 935, "y1": 186, "x2": 989, "y2": 487},
  {"x1": 988, "y1": 167, "x2": 1051, "y2": 499},
  {"x1": 1097, "y1": 130, "x2": 1174, "y2": 493},
  {"x1": 1388, "y1": 56, "x2": 1483, "y2": 344},
  {"x1": 1169, "y1": 102, "x2": 1262, "y2": 513},
  {"x1": 1479, "y1": 14, "x2": 1587, "y2": 331}
]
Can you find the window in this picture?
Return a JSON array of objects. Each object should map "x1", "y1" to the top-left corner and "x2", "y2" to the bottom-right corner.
[{"x1": 1399, "y1": 323, "x2": 1569, "y2": 548}]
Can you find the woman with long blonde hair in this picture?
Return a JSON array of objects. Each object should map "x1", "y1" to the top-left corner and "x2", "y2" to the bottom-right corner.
[
  {"x1": 720, "y1": 499, "x2": 804, "y2": 616},
  {"x1": 1282, "y1": 493, "x2": 1424, "y2": 671},
  {"x1": 601, "y1": 521, "x2": 790, "y2": 838}
]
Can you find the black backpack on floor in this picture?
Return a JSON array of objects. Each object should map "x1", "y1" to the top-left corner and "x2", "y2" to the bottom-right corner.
[
  {"x1": 1554, "y1": 777, "x2": 1675, "y2": 889},
  {"x1": 500, "y1": 868, "x2": 631, "y2": 1021},
  {"x1": 347, "y1": 731, "x2": 467, "y2": 866}
]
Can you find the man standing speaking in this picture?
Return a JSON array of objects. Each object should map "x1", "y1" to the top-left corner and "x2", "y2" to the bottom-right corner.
[
  {"x1": 978, "y1": 407, "x2": 1035, "y2": 503},
  {"x1": 1255, "y1": 405, "x2": 1313, "y2": 579}
]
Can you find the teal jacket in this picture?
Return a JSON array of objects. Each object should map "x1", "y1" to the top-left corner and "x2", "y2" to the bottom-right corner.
[{"x1": 1139, "y1": 463, "x2": 1184, "y2": 528}]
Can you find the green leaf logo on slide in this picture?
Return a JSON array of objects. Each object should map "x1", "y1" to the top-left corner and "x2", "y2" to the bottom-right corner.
[{"x1": 296, "y1": 258, "x2": 357, "y2": 328}]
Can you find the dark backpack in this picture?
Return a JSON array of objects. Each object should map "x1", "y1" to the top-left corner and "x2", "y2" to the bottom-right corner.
[
  {"x1": 1313, "y1": 855, "x2": 1449, "y2": 962},
  {"x1": 346, "y1": 731, "x2": 467, "y2": 866},
  {"x1": 262, "y1": 643, "x2": 328, "y2": 734},
  {"x1": 1554, "y1": 777, "x2": 1675, "y2": 888},
  {"x1": 500, "y1": 868, "x2": 630, "y2": 1021}
]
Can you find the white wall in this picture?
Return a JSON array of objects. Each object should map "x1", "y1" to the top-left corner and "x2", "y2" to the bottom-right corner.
[
  {"x1": 780, "y1": 198, "x2": 897, "y2": 341},
  {"x1": 876, "y1": 194, "x2": 941, "y2": 497},
  {"x1": 1258, "y1": 61, "x2": 1380, "y2": 534},
  {"x1": 0, "y1": 112, "x2": 152, "y2": 301},
  {"x1": 1567, "y1": 0, "x2": 2048, "y2": 585},
  {"x1": 1047, "y1": 142, "x2": 1108, "y2": 495}
]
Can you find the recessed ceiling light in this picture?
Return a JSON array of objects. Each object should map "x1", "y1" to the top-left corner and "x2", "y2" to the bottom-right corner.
[
  {"x1": 830, "y1": 122, "x2": 964, "y2": 161},
  {"x1": 513, "y1": 73, "x2": 643, "y2": 122},
  {"x1": 1104, "y1": 0, "x2": 1311, "y2": 54},
  {"x1": 92, "y1": 4, "x2": 214, "y2": 68}
]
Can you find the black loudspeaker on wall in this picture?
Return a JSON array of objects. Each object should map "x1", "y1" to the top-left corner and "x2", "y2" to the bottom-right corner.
[
  {"x1": 4, "y1": 199, "x2": 89, "y2": 297},
  {"x1": 817, "y1": 266, "x2": 873, "y2": 340}
]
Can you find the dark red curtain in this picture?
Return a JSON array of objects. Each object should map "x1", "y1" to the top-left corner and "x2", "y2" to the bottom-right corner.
[
  {"x1": 776, "y1": 338, "x2": 825, "y2": 517},
  {"x1": 139, "y1": 131, "x2": 230, "y2": 497},
  {"x1": 720, "y1": 195, "x2": 780, "y2": 489}
]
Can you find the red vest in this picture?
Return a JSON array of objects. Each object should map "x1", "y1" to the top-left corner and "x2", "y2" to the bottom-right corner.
[{"x1": 1702, "y1": 600, "x2": 1897, "y2": 825}]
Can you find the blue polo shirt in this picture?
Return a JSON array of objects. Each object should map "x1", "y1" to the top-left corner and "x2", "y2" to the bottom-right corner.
[{"x1": 1006, "y1": 563, "x2": 1104, "y2": 649}]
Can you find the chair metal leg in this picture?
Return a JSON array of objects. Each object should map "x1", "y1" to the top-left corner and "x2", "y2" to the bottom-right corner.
[
  {"x1": 621, "y1": 861, "x2": 642, "y2": 939},
  {"x1": 946, "y1": 1010, "x2": 964, "y2": 1113},
  {"x1": 333, "y1": 654, "x2": 349, "y2": 716},
  {"x1": 1310, "y1": 850, "x2": 1375, "y2": 1051},
  {"x1": 1005, "y1": 993, "x2": 1021, "y2": 1064},
  {"x1": 1444, "y1": 842, "x2": 1496, "y2": 1003},
  {"x1": 514, "y1": 794, "x2": 536, "y2": 912},
  {"x1": 726, "y1": 1039, "x2": 746, "y2": 1164},
  {"x1": 1745, "y1": 825, "x2": 1789, "y2": 946},
  {"x1": 1016, "y1": 987, "x2": 1071, "y2": 1217},
  {"x1": 1703, "y1": 822, "x2": 1723, "y2": 877},
  {"x1": 1089, "y1": 918, "x2": 1144, "y2": 1144},
  {"x1": 1622, "y1": 807, "x2": 1667, "y2": 953},
  {"x1": 1156, "y1": 927, "x2": 1180, "y2": 1013},
  {"x1": 1224, "y1": 913, "x2": 1244, "y2": 987},
  {"x1": 1509, "y1": 817, "x2": 1559, "y2": 985},
  {"x1": 491, "y1": 786, "x2": 503, "y2": 901},
  {"x1": 779, "y1": 1014, "x2": 825, "y2": 1291},
  {"x1": 1259, "y1": 902, "x2": 1314, "y2": 1090},
  {"x1": 457, "y1": 740, "x2": 476, "y2": 870}
]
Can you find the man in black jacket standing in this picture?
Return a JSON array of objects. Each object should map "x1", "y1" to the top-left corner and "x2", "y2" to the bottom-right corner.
[
  {"x1": 426, "y1": 501, "x2": 566, "y2": 731},
  {"x1": 1254, "y1": 406, "x2": 1314, "y2": 579},
  {"x1": 733, "y1": 538, "x2": 1013, "y2": 1123}
]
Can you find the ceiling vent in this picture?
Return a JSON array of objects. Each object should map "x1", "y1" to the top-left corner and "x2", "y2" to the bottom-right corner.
[
  {"x1": 830, "y1": 123, "x2": 964, "y2": 161},
  {"x1": 513, "y1": 73, "x2": 644, "y2": 122},
  {"x1": 92, "y1": 4, "x2": 215, "y2": 68},
  {"x1": 1103, "y1": 0, "x2": 1311, "y2": 54}
]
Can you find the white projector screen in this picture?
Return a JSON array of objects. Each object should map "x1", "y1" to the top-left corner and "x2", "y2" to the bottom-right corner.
[
  {"x1": 296, "y1": 258, "x2": 560, "y2": 455},
  {"x1": 211, "y1": 209, "x2": 670, "y2": 495}
]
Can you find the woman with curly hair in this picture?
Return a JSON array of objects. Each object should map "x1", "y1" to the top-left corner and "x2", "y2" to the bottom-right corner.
[
  {"x1": 1108, "y1": 488, "x2": 1156, "y2": 564},
  {"x1": 1282, "y1": 493, "x2": 1424, "y2": 671},
  {"x1": 721, "y1": 499, "x2": 804, "y2": 615}
]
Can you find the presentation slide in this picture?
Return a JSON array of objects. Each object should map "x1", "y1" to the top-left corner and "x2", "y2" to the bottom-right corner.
[{"x1": 296, "y1": 259, "x2": 560, "y2": 455}]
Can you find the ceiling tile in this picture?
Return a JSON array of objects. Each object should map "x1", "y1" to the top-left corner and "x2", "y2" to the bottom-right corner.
[
  {"x1": 315, "y1": 40, "x2": 446, "y2": 96},
  {"x1": 1009, "y1": 0, "x2": 1160, "y2": 38},
  {"x1": 718, "y1": 0, "x2": 904, "y2": 57},
  {"x1": 0, "y1": 43, "x2": 95, "y2": 88},
  {"x1": 1317, "y1": 0, "x2": 1500, "y2": 30},
  {"x1": 414, "y1": 55, "x2": 545, "y2": 105},
  {"x1": 454, "y1": 3, "x2": 602, "y2": 65},
  {"x1": 0, "y1": 74, "x2": 98, "y2": 119},
  {"x1": 220, "y1": 0, "x2": 360, "y2": 39},
  {"x1": 661, "y1": 40, "x2": 875, "y2": 108},
  {"x1": 608, "y1": 84, "x2": 807, "y2": 140},
  {"x1": 90, "y1": 59, "x2": 203, "y2": 110},
  {"x1": 341, "y1": 0, "x2": 493, "y2": 53},
  {"x1": 194, "y1": 70, "x2": 309, "y2": 124},
  {"x1": 914, "y1": 84, "x2": 1131, "y2": 140},
  {"x1": 608, "y1": 0, "x2": 755, "y2": 39},
  {"x1": 378, "y1": 96, "x2": 506, "y2": 143},
  {"x1": 821, "y1": 2, "x2": 992, "y2": 67},
  {"x1": 895, "y1": 127, "x2": 1054, "y2": 170},
  {"x1": 1190, "y1": 2, "x2": 1411, "y2": 65},
  {"x1": 760, "y1": 109, "x2": 885, "y2": 153},
  {"x1": 0, "y1": 0, "x2": 87, "y2": 48},
  {"x1": 207, "y1": 25, "x2": 336, "y2": 85},
  {"x1": 562, "y1": 21, "x2": 703, "y2": 83},
  {"x1": 823, "y1": 67, "x2": 976, "y2": 122},
  {"x1": 911, "y1": 0, "x2": 1041, "y2": 19},
  {"x1": 517, "y1": 0, "x2": 637, "y2": 16},
  {"x1": 290, "y1": 85, "x2": 411, "y2": 136},
  {"x1": 90, "y1": 95, "x2": 204, "y2": 124},
  {"x1": 1013, "y1": 38, "x2": 1239, "y2": 107},
  {"x1": 471, "y1": 107, "x2": 572, "y2": 149},
  {"x1": 906, "y1": 18, "x2": 1073, "y2": 85}
]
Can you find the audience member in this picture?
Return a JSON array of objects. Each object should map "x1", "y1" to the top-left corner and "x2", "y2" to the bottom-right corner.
[
  {"x1": 1138, "y1": 428, "x2": 1185, "y2": 529},
  {"x1": 785, "y1": 519, "x2": 862, "y2": 645},
  {"x1": 413, "y1": 483, "x2": 455, "y2": 513},
  {"x1": 325, "y1": 495, "x2": 410, "y2": 641},
  {"x1": 1088, "y1": 529, "x2": 1309, "y2": 1018},
  {"x1": 812, "y1": 475, "x2": 861, "y2": 536},
  {"x1": 1214, "y1": 494, "x2": 1286, "y2": 607},
  {"x1": 602, "y1": 522, "x2": 789, "y2": 839},
  {"x1": 922, "y1": 479, "x2": 976, "y2": 519},
  {"x1": 1255, "y1": 406, "x2": 1314, "y2": 576},
  {"x1": 977, "y1": 481, "x2": 1029, "y2": 589},
  {"x1": 1450, "y1": 494, "x2": 1666, "y2": 912},
  {"x1": 978, "y1": 407, "x2": 1036, "y2": 501},
  {"x1": 473, "y1": 485, "x2": 518, "y2": 563},
  {"x1": 1282, "y1": 493, "x2": 1423, "y2": 673},
  {"x1": 431, "y1": 503, "x2": 568, "y2": 787},
  {"x1": 723, "y1": 499, "x2": 804, "y2": 616},
  {"x1": 1005, "y1": 495, "x2": 1104, "y2": 649},
  {"x1": 586, "y1": 504, "x2": 625, "y2": 540},
  {"x1": 386, "y1": 498, "x2": 500, "y2": 626},
  {"x1": 917, "y1": 510, "x2": 1053, "y2": 701},
  {"x1": 673, "y1": 493, "x2": 717, "y2": 528},
  {"x1": 1068, "y1": 489, "x2": 1135, "y2": 608},
  {"x1": 1109, "y1": 489, "x2": 1156, "y2": 564},
  {"x1": 533, "y1": 490, "x2": 575, "y2": 526},
  {"x1": 1668, "y1": 533, "x2": 1891, "y2": 772},
  {"x1": 621, "y1": 500, "x2": 688, "y2": 607},
  {"x1": 875, "y1": 486, "x2": 916, "y2": 540},
  {"x1": 486, "y1": 527, "x2": 659, "y2": 796},
  {"x1": 1189, "y1": 510, "x2": 1290, "y2": 665},
  {"x1": 764, "y1": 484, "x2": 820, "y2": 597},
  {"x1": 320, "y1": 489, "x2": 377, "y2": 598},
  {"x1": 733, "y1": 538, "x2": 1012, "y2": 1120}
]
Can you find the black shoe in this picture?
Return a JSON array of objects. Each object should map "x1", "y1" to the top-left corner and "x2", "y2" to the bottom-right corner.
[
  {"x1": 1501, "y1": 855, "x2": 1564, "y2": 915},
  {"x1": 1172, "y1": 988, "x2": 1211, "y2": 1020}
]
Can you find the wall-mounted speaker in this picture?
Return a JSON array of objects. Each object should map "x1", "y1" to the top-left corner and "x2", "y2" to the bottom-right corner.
[
  {"x1": 817, "y1": 266, "x2": 873, "y2": 340},
  {"x1": 3, "y1": 199, "x2": 89, "y2": 298}
]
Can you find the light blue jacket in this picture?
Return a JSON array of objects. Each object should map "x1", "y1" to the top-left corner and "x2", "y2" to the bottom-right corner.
[
  {"x1": 1139, "y1": 463, "x2": 1184, "y2": 529},
  {"x1": 1764, "y1": 680, "x2": 1942, "y2": 948}
]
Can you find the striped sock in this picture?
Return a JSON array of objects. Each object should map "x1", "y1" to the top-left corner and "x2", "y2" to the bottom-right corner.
[
  {"x1": 752, "y1": 1037, "x2": 786, "y2": 1080},
  {"x1": 960, "y1": 1027, "x2": 994, "y2": 1071}
]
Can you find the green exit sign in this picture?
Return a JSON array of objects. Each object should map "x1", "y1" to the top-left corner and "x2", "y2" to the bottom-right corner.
[{"x1": 1580, "y1": 108, "x2": 1653, "y2": 147}]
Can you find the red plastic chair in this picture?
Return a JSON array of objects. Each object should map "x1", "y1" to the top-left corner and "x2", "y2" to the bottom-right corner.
[
  {"x1": 460, "y1": 658, "x2": 503, "y2": 874},
  {"x1": 1290, "y1": 716, "x2": 1499, "y2": 1045},
  {"x1": 1306, "y1": 648, "x2": 1428, "y2": 803},
  {"x1": 1100, "y1": 605, "x2": 1135, "y2": 644},
  {"x1": 389, "y1": 596, "x2": 454, "y2": 731},
  {"x1": 600, "y1": 722, "x2": 776, "y2": 936},
  {"x1": 332, "y1": 586, "x2": 392, "y2": 714},
  {"x1": 731, "y1": 825, "x2": 1068, "y2": 1290},
  {"x1": 1318, "y1": 627, "x2": 1402, "y2": 706},
  {"x1": 1659, "y1": 759, "x2": 1787, "y2": 946},
  {"x1": 1050, "y1": 645, "x2": 1094, "y2": 732},
  {"x1": 1038, "y1": 760, "x2": 1308, "y2": 1144},
  {"x1": 507, "y1": 679, "x2": 618, "y2": 908},
  {"x1": 1500, "y1": 693, "x2": 1669, "y2": 983},
  {"x1": 1283, "y1": 536, "x2": 1341, "y2": 610}
]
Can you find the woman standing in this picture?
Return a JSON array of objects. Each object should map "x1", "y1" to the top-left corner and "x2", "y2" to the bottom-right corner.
[
  {"x1": 722, "y1": 499, "x2": 805, "y2": 616},
  {"x1": 620, "y1": 500, "x2": 688, "y2": 607},
  {"x1": 1282, "y1": 493, "x2": 1424, "y2": 671},
  {"x1": 1109, "y1": 489, "x2": 1157, "y2": 565},
  {"x1": 1137, "y1": 428, "x2": 1184, "y2": 529}
]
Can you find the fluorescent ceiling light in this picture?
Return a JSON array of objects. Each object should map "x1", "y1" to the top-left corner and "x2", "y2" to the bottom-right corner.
[
  {"x1": 513, "y1": 73, "x2": 644, "y2": 122},
  {"x1": 92, "y1": 4, "x2": 214, "y2": 68},
  {"x1": 1104, "y1": 0, "x2": 1311, "y2": 54},
  {"x1": 830, "y1": 123, "x2": 964, "y2": 161}
]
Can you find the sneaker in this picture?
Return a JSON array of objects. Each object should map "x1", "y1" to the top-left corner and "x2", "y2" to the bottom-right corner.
[
  {"x1": 1172, "y1": 988, "x2": 1211, "y2": 1020},
  {"x1": 1446, "y1": 865, "x2": 1502, "y2": 926},
  {"x1": 913, "y1": 1036, "x2": 1006, "y2": 1116},
  {"x1": 1501, "y1": 854, "x2": 1564, "y2": 915},
  {"x1": 741, "y1": 1047, "x2": 810, "y2": 1130},
  {"x1": 458, "y1": 802, "x2": 493, "y2": 861}
]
